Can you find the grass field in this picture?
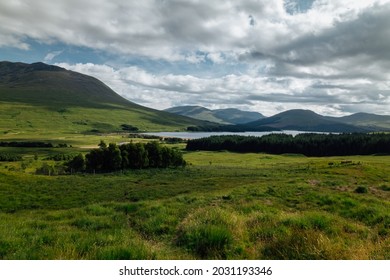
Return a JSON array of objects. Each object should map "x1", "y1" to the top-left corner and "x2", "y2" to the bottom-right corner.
[{"x1": 0, "y1": 142, "x2": 389, "y2": 260}]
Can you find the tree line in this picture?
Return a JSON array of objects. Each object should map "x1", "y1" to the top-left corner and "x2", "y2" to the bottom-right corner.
[
  {"x1": 0, "y1": 153, "x2": 22, "y2": 161},
  {"x1": 67, "y1": 141, "x2": 186, "y2": 173},
  {"x1": 0, "y1": 141, "x2": 53, "y2": 148},
  {"x1": 186, "y1": 133, "x2": 390, "y2": 156}
]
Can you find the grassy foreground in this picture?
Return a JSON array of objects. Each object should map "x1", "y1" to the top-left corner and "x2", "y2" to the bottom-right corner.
[{"x1": 0, "y1": 149, "x2": 389, "y2": 259}]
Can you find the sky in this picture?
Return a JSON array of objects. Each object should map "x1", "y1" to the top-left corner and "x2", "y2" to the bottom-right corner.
[{"x1": 1, "y1": 0, "x2": 390, "y2": 116}]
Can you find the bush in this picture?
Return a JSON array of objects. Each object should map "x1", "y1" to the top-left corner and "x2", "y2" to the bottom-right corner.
[
  {"x1": 121, "y1": 124, "x2": 139, "y2": 132},
  {"x1": 355, "y1": 186, "x2": 368, "y2": 194},
  {"x1": 46, "y1": 153, "x2": 77, "y2": 161},
  {"x1": 35, "y1": 163, "x2": 55, "y2": 176},
  {"x1": 0, "y1": 153, "x2": 22, "y2": 161},
  {"x1": 35, "y1": 163, "x2": 66, "y2": 175},
  {"x1": 0, "y1": 141, "x2": 53, "y2": 148}
]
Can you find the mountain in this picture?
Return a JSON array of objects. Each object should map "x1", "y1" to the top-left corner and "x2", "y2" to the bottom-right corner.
[
  {"x1": 165, "y1": 106, "x2": 225, "y2": 124},
  {"x1": 213, "y1": 108, "x2": 265, "y2": 124},
  {"x1": 165, "y1": 106, "x2": 264, "y2": 124},
  {"x1": 0, "y1": 61, "x2": 213, "y2": 137},
  {"x1": 335, "y1": 112, "x2": 390, "y2": 131},
  {"x1": 233, "y1": 109, "x2": 369, "y2": 132},
  {"x1": 165, "y1": 105, "x2": 390, "y2": 133}
]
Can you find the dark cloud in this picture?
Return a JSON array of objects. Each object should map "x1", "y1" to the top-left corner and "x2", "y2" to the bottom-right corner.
[{"x1": 260, "y1": 3, "x2": 390, "y2": 81}]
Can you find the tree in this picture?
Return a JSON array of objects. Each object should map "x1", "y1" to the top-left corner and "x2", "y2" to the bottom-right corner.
[
  {"x1": 85, "y1": 148, "x2": 104, "y2": 172},
  {"x1": 98, "y1": 140, "x2": 107, "y2": 149},
  {"x1": 66, "y1": 153, "x2": 85, "y2": 173},
  {"x1": 84, "y1": 141, "x2": 185, "y2": 173},
  {"x1": 145, "y1": 141, "x2": 162, "y2": 167},
  {"x1": 106, "y1": 143, "x2": 122, "y2": 171}
]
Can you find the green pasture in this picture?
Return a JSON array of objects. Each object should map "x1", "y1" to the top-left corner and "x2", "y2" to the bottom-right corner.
[
  {"x1": 0, "y1": 148, "x2": 389, "y2": 259},
  {"x1": 0, "y1": 100, "x2": 194, "y2": 140}
]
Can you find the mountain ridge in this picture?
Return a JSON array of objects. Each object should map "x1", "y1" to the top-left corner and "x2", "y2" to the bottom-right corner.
[
  {"x1": 165, "y1": 105, "x2": 265, "y2": 124},
  {"x1": 168, "y1": 105, "x2": 390, "y2": 132},
  {"x1": 239, "y1": 109, "x2": 365, "y2": 132}
]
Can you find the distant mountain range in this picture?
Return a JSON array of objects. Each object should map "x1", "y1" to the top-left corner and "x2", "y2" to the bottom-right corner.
[
  {"x1": 168, "y1": 107, "x2": 390, "y2": 133},
  {"x1": 164, "y1": 106, "x2": 265, "y2": 124},
  {"x1": 236, "y1": 109, "x2": 384, "y2": 133}
]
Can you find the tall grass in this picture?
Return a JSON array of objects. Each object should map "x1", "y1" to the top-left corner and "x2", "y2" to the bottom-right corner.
[
  {"x1": 0, "y1": 151, "x2": 389, "y2": 259},
  {"x1": 176, "y1": 207, "x2": 245, "y2": 259}
]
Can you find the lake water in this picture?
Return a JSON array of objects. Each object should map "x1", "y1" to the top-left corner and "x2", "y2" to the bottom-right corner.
[{"x1": 143, "y1": 130, "x2": 324, "y2": 139}]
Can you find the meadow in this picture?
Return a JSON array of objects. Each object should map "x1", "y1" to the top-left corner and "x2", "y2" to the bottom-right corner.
[{"x1": 0, "y1": 142, "x2": 389, "y2": 259}]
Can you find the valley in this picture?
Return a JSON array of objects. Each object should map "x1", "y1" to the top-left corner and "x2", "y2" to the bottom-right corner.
[
  {"x1": 1, "y1": 147, "x2": 389, "y2": 259},
  {"x1": 0, "y1": 61, "x2": 389, "y2": 260}
]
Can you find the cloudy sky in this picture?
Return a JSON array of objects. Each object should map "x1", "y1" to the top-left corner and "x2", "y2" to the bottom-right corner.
[{"x1": 1, "y1": 0, "x2": 390, "y2": 116}]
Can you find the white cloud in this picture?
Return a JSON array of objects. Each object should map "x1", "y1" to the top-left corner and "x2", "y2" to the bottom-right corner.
[
  {"x1": 43, "y1": 50, "x2": 63, "y2": 62},
  {"x1": 2, "y1": 0, "x2": 389, "y2": 67},
  {"x1": 0, "y1": 33, "x2": 29, "y2": 50},
  {"x1": 57, "y1": 61, "x2": 390, "y2": 116},
  {"x1": 0, "y1": 0, "x2": 370, "y2": 59},
  {"x1": 2, "y1": 0, "x2": 390, "y2": 116}
]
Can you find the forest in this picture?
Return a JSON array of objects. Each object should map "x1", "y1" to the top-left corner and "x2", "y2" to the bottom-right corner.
[
  {"x1": 186, "y1": 133, "x2": 390, "y2": 156},
  {"x1": 66, "y1": 141, "x2": 186, "y2": 173}
]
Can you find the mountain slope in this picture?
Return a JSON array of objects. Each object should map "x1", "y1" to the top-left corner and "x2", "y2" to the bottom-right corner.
[
  {"x1": 213, "y1": 108, "x2": 265, "y2": 124},
  {"x1": 165, "y1": 106, "x2": 227, "y2": 124},
  {"x1": 165, "y1": 106, "x2": 264, "y2": 124},
  {"x1": 335, "y1": 112, "x2": 390, "y2": 131},
  {"x1": 0, "y1": 61, "x2": 212, "y2": 137},
  {"x1": 240, "y1": 109, "x2": 367, "y2": 132}
]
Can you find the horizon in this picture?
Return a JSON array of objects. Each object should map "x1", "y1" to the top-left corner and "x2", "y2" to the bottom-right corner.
[{"x1": 1, "y1": 1, "x2": 390, "y2": 117}]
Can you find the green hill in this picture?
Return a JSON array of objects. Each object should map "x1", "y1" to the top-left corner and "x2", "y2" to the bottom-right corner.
[
  {"x1": 0, "y1": 61, "x2": 211, "y2": 139},
  {"x1": 165, "y1": 105, "x2": 264, "y2": 124},
  {"x1": 165, "y1": 106, "x2": 228, "y2": 124},
  {"x1": 240, "y1": 109, "x2": 367, "y2": 132},
  {"x1": 335, "y1": 112, "x2": 390, "y2": 131}
]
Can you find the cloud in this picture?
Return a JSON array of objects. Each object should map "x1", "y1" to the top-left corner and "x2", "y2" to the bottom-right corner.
[
  {"x1": 264, "y1": 3, "x2": 390, "y2": 79},
  {"x1": 56, "y1": 61, "x2": 390, "y2": 117},
  {"x1": 2, "y1": 0, "x2": 390, "y2": 116},
  {"x1": 44, "y1": 50, "x2": 63, "y2": 62},
  {"x1": 0, "y1": 0, "x2": 311, "y2": 60},
  {"x1": 0, "y1": 33, "x2": 29, "y2": 50},
  {"x1": 2, "y1": 0, "x2": 389, "y2": 67}
]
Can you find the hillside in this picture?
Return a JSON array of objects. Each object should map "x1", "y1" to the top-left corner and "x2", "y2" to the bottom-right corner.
[
  {"x1": 165, "y1": 105, "x2": 264, "y2": 124},
  {"x1": 0, "y1": 61, "x2": 212, "y2": 139},
  {"x1": 237, "y1": 109, "x2": 367, "y2": 132},
  {"x1": 335, "y1": 112, "x2": 390, "y2": 131}
]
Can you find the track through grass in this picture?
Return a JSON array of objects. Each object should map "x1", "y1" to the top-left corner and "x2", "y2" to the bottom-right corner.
[{"x1": 0, "y1": 150, "x2": 389, "y2": 259}]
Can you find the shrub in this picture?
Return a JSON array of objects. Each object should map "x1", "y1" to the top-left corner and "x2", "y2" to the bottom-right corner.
[
  {"x1": 35, "y1": 163, "x2": 55, "y2": 176},
  {"x1": 35, "y1": 163, "x2": 66, "y2": 175},
  {"x1": 121, "y1": 124, "x2": 139, "y2": 132},
  {"x1": 0, "y1": 153, "x2": 22, "y2": 161},
  {"x1": 46, "y1": 153, "x2": 77, "y2": 161},
  {"x1": 355, "y1": 186, "x2": 368, "y2": 194}
]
